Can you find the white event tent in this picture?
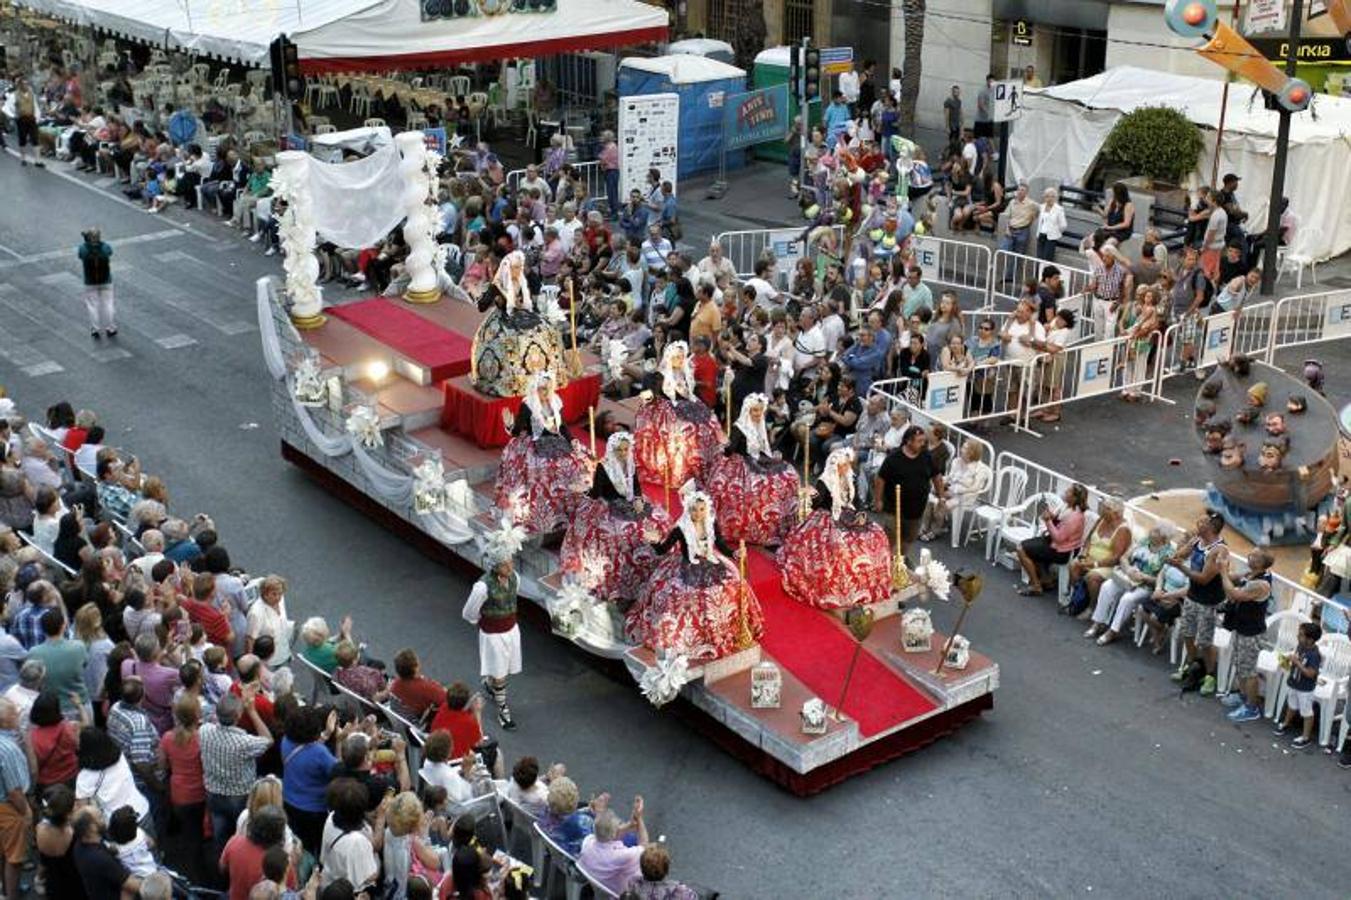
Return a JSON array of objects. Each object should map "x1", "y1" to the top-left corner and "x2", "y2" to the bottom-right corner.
[
  {"x1": 13, "y1": 0, "x2": 669, "y2": 72},
  {"x1": 1008, "y1": 66, "x2": 1351, "y2": 261}
]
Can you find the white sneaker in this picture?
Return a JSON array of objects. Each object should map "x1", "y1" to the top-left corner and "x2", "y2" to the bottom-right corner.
[
  {"x1": 264, "y1": 247, "x2": 276, "y2": 256},
  {"x1": 249, "y1": 232, "x2": 262, "y2": 243}
]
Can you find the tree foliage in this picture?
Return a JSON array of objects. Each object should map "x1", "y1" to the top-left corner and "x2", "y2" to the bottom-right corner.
[{"x1": 1100, "y1": 106, "x2": 1204, "y2": 185}]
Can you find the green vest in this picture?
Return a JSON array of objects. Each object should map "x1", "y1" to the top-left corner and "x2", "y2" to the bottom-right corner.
[{"x1": 479, "y1": 572, "x2": 518, "y2": 620}]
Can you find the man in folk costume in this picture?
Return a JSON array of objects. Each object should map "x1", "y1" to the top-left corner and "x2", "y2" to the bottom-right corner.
[{"x1": 462, "y1": 546, "x2": 523, "y2": 730}]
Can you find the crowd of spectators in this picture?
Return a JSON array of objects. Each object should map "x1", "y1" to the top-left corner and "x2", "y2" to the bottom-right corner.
[{"x1": 0, "y1": 397, "x2": 711, "y2": 900}]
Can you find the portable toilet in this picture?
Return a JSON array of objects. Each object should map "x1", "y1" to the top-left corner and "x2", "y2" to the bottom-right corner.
[
  {"x1": 667, "y1": 38, "x2": 736, "y2": 65},
  {"x1": 752, "y1": 46, "x2": 821, "y2": 163},
  {"x1": 617, "y1": 55, "x2": 748, "y2": 180}
]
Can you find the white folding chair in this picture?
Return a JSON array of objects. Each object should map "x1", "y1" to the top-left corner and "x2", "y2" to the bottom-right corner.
[
  {"x1": 989, "y1": 490, "x2": 1049, "y2": 568},
  {"x1": 1257, "y1": 609, "x2": 1311, "y2": 718},
  {"x1": 449, "y1": 75, "x2": 471, "y2": 97},
  {"x1": 500, "y1": 795, "x2": 545, "y2": 888},
  {"x1": 1276, "y1": 225, "x2": 1322, "y2": 290},
  {"x1": 970, "y1": 467, "x2": 1028, "y2": 557}
]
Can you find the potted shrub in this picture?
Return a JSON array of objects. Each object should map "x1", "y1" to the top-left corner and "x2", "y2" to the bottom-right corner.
[{"x1": 1099, "y1": 105, "x2": 1203, "y2": 216}]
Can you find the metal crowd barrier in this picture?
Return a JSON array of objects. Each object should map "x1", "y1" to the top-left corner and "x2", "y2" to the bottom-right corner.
[
  {"x1": 504, "y1": 160, "x2": 608, "y2": 213},
  {"x1": 1022, "y1": 333, "x2": 1169, "y2": 436},
  {"x1": 989, "y1": 249, "x2": 1092, "y2": 310},
  {"x1": 714, "y1": 225, "x2": 845, "y2": 291},
  {"x1": 1151, "y1": 300, "x2": 1276, "y2": 394},
  {"x1": 1267, "y1": 288, "x2": 1351, "y2": 360},
  {"x1": 868, "y1": 378, "x2": 996, "y2": 471},
  {"x1": 909, "y1": 234, "x2": 993, "y2": 309}
]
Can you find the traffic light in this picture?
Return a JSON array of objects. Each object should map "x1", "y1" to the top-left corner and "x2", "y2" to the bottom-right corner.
[
  {"x1": 269, "y1": 35, "x2": 303, "y2": 101},
  {"x1": 803, "y1": 44, "x2": 821, "y2": 102},
  {"x1": 789, "y1": 44, "x2": 801, "y2": 96}
]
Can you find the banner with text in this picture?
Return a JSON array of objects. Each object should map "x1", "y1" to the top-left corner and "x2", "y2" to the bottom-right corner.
[
  {"x1": 924, "y1": 370, "x2": 968, "y2": 423},
  {"x1": 722, "y1": 85, "x2": 791, "y2": 151},
  {"x1": 1201, "y1": 310, "x2": 1238, "y2": 368},
  {"x1": 1075, "y1": 341, "x2": 1117, "y2": 398},
  {"x1": 911, "y1": 236, "x2": 942, "y2": 273},
  {"x1": 1326, "y1": 292, "x2": 1351, "y2": 340},
  {"x1": 619, "y1": 93, "x2": 679, "y2": 199}
]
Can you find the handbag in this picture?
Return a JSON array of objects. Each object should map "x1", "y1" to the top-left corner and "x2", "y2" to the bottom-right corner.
[
  {"x1": 1324, "y1": 543, "x2": 1351, "y2": 579},
  {"x1": 666, "y1": 217, "x2": 683, "y2": 241}
]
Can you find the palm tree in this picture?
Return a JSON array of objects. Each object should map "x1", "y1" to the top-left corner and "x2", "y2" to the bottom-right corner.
[{"x1": 899, "y1": 0, "x2": 926, "y2": 132}]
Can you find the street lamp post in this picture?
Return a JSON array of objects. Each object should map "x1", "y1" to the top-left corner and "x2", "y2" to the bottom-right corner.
[{"x1": 1260, "y1": 0, "x2": 1305, "y2": 296}]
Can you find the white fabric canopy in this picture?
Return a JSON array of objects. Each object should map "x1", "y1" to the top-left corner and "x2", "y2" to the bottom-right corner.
[
  {"x1": 304, "y1": 141, "x2": 407, "y2": 249},
  {"x1": 618, "y1": 55, "x2": 744, "y2": 84},
  {"x1": 1008, "y1": 66, "x2": 1351, "y2": 262},
  {"x1": 14, "y1": 0, "x2": 668, "y2": 70}
]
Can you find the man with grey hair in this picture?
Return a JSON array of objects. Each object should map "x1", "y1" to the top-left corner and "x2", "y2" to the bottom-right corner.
[
  {"x1": 200, "y1": 690, "x2": 272, "y2": 858},
  {"x1": 696, "y1": 240, "x2": 737, "y2": 288},
  {"x1": 161, "y1": 518, "x2": 200, "y2": 564},
  {"x1": 2, "y1": 659, "x2": 43, "y2": 729},
  {"x1": 999, "y1": 181, "x2": 1040, "y2": 283},
  {"x1": 1085, "y1": 240, "x2": 1133, "y2": 341},
  {"x1": 120, "y1": 633, "x2": 180, "y2": 732},
  {"x1": 19, "y1": 437, "x2": 63, "y2": 492},
  {"x1": 577, "y1": 798, "x2": 649, "y2": 896},
  {"x1": 131, "y1": 529, "x2": 165, "y2": 581}
]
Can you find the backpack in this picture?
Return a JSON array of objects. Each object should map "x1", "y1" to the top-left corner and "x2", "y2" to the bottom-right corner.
[{"x1": 1063, "y1": 579, "x2": 1090, "y2": 616}]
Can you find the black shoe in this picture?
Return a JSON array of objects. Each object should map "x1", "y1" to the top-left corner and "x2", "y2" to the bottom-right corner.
[
  {"x1": 20, "y1": 160, "x2": 28, "y2": 167},
  {"x1": 1338, "y1": 756, "x2": 1351, "y2": 769},
  {"x1": 480, "y1": 677, "x2": 496, "y2": 705},
  {"x1": 34, "y1": 161, "x2": 45, "y2": 168},
  {"x1": 105, "y1": 328, "x2": 118, "y2": 337},
  {"x1": 498, "y1": 706, "x2": 517, "y2": 730},
  {"x1": 91, "y1": 330, "x2": 102, "y2": 339}
]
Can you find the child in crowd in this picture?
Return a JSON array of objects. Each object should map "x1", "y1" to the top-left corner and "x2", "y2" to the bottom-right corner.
[
  {"x1": 108, "y1": 805, "x2": 159, "y2": 877},
  {"x1": 203, "y1": 645, "x2": 233, "y2": 703},
  {"x1": 1274, "y1": 622, "x2": 1322, "y2": 749}
]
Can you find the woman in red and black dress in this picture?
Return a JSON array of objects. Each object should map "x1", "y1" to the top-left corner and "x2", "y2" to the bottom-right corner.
[
  {"x1": 559, "y1": 431, "x2": 671, "y2": 602},
  {"x1": 778, "y1": 446, "x2": 892, "y2": 609},
  {"x1": 705, "y1": 393, "x2": 800, "y2": 546},
  {"x1": 494, "y1": 371, "x2": 593, "y2": 534},
  {"x1": 626, "y1": 486, "x2": 763, "y2": 660},
  {"x1": 633, "y1": 341, "x2": 725, "y2": 486}
]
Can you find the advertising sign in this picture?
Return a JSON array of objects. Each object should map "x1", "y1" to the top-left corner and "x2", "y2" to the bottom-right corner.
[{"x1": 723, "y1": 85, "x2": 791, "y2": 151}]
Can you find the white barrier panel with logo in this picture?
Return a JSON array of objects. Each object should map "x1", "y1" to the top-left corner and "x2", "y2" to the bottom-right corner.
[
  {"x1": 1200, "y1": 310, "x2": 1237, "y2": 368},
  {"x1": 1075, "y1": 340, "x2": 1117, "y2": 398},
  {"x1": 505, "y1": 160, "x2": 609, "y2": 213},
  {"x1": 923, "y1": 370, "x2": 968, "y2": 423},
  {"x1": 909, "y1": 235, "x2": 992, "y2": 308},
  {"x1": 714, "y1": 226, "x2": 845, "y2": 291},
  {"x1": 990, "y1": 249, "x2": 1091, "y2": 310}
]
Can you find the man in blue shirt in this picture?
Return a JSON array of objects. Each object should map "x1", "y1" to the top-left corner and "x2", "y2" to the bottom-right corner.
[
  {"x1": 840, "y1": 327, "x2": 885, "y2": 396},
  {"x1": 824, "y1": 91, "x2": 851, "y2": 151},
  {"x1": 618, "y1": 189, "x2": 648, "y2": 245}
]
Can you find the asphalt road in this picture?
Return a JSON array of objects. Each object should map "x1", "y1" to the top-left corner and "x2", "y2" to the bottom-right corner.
[{"x1": 2, "y1": 152, "x2": 1350, "y2": 899}]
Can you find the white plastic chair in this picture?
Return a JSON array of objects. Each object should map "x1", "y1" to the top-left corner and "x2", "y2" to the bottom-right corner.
[
  {"x1": 1276, "y1": 225, "x2": 1322, "y2": 290},
  {"x1": 1054, "y1": 509, "x2": 1098, "y2": 604},
  {"x1": 989, "y1": 491, "x2": 1048, "y2": 568},
  {"x1": 449, "y1": 75, "x2": 471, "y2": 97},
  {"x1": 501, "y1": 795, "x2": 545, "y2": 889},
  {"x1": 363, "y1": 117, "x2": 387, "y2": 128},
  {"x1": 1314, "y1": 634, "x2": 1351, "y2": 745},
  {"x1": 313, "y1": 124, "x2": 337, "y2": 135},
  {"x1": 969, "y1": 467, "x2": 1027, "y2": 558},
  {"x1": 405, "y1": 111, "x2": 428, "y2": 131},
  {"x1": 1257, "y1": 609, "x2": 1311, "y2": 718}
]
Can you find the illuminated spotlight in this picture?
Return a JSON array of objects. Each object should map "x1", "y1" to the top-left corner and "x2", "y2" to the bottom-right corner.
[{"x1": 365, "y1": 359, "x2": 391, "y2": 384}]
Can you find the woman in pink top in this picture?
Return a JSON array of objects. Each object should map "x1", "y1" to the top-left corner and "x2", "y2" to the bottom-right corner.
[{"x1": 1015, "y1": 483, "x2": 1089, "y2": 596}]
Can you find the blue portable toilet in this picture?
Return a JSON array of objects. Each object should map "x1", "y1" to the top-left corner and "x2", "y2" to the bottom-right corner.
[{"x1": 617, "y1": 55, "x2": 748, "y2": 180}]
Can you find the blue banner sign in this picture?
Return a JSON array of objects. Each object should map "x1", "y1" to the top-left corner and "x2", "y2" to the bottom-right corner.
[{"x1": 723, "y1": 84, "x2": 790, "y2": 151}]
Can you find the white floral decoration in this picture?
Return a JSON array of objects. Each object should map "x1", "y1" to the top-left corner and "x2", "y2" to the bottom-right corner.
[
  {"x1": 413, "y1": 456, "x2": 448, "y2": 515},
  {"x1": 292, "y1": 355, "x2": 327, "y2": 407},
  {"x1": 538, "y1": 291, "x2": 568, "y2": 328},
  {"x1": 639, "y1": 652, "x2": 695, "y2": 708},
  {"x1": 270, "y1": 160, "x2": 323, "y2": 314},
  {"x1": 913, "y1": 557, "x2": 952, "y2": 601},
  {"x1": 483, "y1": 515, "x2": 527, "y2": 565},
  {"x1": 345, "y1": 405, "x2": 383, "y2": 449}
]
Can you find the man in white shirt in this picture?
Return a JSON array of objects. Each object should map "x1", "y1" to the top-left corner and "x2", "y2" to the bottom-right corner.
[
  {"x1": 792, "y1": 308, "x2": 827, "y2": 377},
  {"x1": 696, "y1": 240, "x2": 737, "y2": 286},
  {"x1": 517, "y1": 163, "x2": 552, "y2": 202},
  {"x1": 19, "y1": 438, "x2": 62, "y2": 492},
  {"x1": 131, "y1": 531, "x2": 166, "y2": 582},
  {"x1": 819, "y1": 294, "x2": 847, "y2": 355},
  {"x1": 553, "y1": 202, "x2": 581, "y2": 253},
  {"x1": 838, "y1": 65, "x2": 860, "y2": 109},
  {"x1": 961, "y1": 128, "x2": 979, "y2": 175},
  {"x1": 639, "y1": 225, "x2": 673, "y2": 278},
  {"x1": 1000, "y1": 299, "x2": 1045, "y2": 413},
  {"x1": 743, "y1": 257, "x2": 782, "y2": 310}
]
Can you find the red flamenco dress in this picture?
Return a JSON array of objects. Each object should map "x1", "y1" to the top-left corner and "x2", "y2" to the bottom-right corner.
[
  {"x1": 493, "y1": 386, "x2": 593, "y2": 535},
  {"x1": 705, "y1": 401, "x2": 800, "y2": 546},
  {"x1": 625, "y1": 493, "x2": 764, "y2": 661},
  {"x1": 558, "y1": 434, "x2": 672, "y2": 602},
  {"x1": 634, "y1": 342, "x2": 725, "y2": 485},
  {"x1": 777, "y1": 454, "x2": 891, "y2": 609}
]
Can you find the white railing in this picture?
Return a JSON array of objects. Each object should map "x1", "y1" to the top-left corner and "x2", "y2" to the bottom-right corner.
[
  {"x1": 989, "y1": 249, "x2": 1091, "y2": 310},
  {"x1": 1152, "y1": 301, "x2": 1276, "y2": 394},
  {"x1": 1022, "y1": 333, "x2": 1168, "y2": 435},
  {"x1": 504, "y1": 160, "x2": 608, "y2": 213},
  {"x1": 714, "y1": 225, "x2": 845, "y2": 292},
  {"x1": 910, "y1": 234, "x2": 993, "y2": 309},
  {"x1": 1267, "y1": 288, "x2": 1351, "y2": 359},
  {"x1": 992, "y1": 451, "x2": 1327, "y2": 619},
  {"x1": 869, "y1": 378, "x2": 996, "y2": 471}
]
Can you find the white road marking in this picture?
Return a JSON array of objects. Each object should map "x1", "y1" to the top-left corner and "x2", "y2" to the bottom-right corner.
[
  {"x1": 156, "y1": 334, "x2": 198, "y2": 349},
  {"x1": 0, "y1": 229, "x2": 181, "y2": 269},
  {"x1": 0, "y1": 284, "x2": 131, "y2": 362}
]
